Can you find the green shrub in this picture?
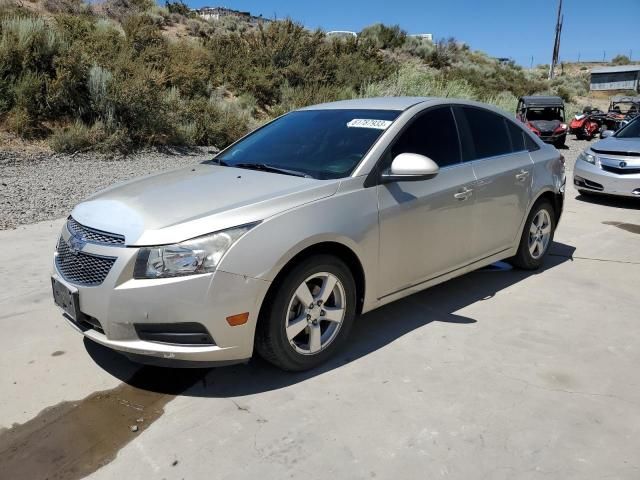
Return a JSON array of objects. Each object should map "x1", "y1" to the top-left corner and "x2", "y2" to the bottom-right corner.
[
  {"x1": 103, "y1": 0, "x2": 154, "y2": 21},
  {"x1": 165, "y1": 1, "x2": 190, "y2": 17},
  {"x1": 44, "y1": 0, "x2": 90, "y2": 15},
  {"x1": 359, "y1": 24, "x2": 406, "y2": 50},
  {"x1": 5, "y1": 107, "x2": 34, "y2": 136},
  {"x1": 49, "y1": 121, "x2": 95, "y2": 152},
  {"x1": 402, "y1": 36, "x2": 434, "y2": 59},
  {"x1": 0, "y1": 16, "x2": 67, "y2": 75},
  {"x1": 611, "y1": 55, "x2": 631, "y2": 66}
]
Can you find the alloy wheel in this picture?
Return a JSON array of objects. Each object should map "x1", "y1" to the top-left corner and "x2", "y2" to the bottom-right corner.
[
  {"x1": 285, "y1": 272, "x2": 346, "y2": 355},
  {"x1": 528, "y1": 209, "x2": 552, "y2": 259}
]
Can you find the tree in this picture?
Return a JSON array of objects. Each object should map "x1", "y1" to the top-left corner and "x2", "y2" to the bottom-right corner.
[{"x1": 611, "y1": 55, "x2": 631, "y2": 66}]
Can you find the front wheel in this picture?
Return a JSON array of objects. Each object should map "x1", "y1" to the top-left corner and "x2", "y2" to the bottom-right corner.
[
  {"x1": 508, "y1": 200, "x2": 556, "y2": 270},
  {"x1": 255, "y1": 255, "x2": 357, "y2": 371}
]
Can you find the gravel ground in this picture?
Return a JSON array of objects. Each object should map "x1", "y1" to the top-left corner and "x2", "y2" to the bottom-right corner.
[
  {"x1": 0, "y1": 148, "x2": 212, "y2": 230},
  {"x1": 0, "y1": 137, "x2": 589, "y2": 230}
]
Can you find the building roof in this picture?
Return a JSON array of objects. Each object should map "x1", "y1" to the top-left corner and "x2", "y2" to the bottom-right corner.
[
  {"x1": 519, "y1": 96, "x2": 564, "y2": 107},
  {"x1": 591, "y1": 65, "x2": 640, "y2": 74}
]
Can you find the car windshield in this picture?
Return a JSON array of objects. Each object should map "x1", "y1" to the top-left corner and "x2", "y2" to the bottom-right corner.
[
  {"x1": 217, "y1": 109, "x2": 401, "y2": 179},
  {"x1": 614, "y1": 118, "x2": 640, "y2": 138},
  {"x1": 525, "y1": 107, "x2": 564, "y2": 121}
]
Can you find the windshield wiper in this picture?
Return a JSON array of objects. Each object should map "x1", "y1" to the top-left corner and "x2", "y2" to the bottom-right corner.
[
  {"x1": 202, "y1": 157, "x2": 229, "y2": 166},
  {"x1": 232, "y1": 163, "x2": 312, "y2": 178}
]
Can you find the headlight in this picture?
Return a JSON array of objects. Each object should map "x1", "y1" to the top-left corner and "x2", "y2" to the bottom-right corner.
[
  {"x1": 578, "y1": 151, "x2": 596, "y2": 165},
  {"x1": 134, "y1": 224, "x2": 257, "y2": 279}
]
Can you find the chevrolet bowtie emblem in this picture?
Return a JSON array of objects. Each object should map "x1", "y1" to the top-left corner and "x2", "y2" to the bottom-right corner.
[{"x1": 68, "y1": 234, "x2": 86, "y2": 255}]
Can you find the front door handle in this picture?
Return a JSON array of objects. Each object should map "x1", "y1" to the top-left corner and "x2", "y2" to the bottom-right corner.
[
  {"x1": 454, "y1": 187, "x2": 473, "y2": 200},
  {"x1": 515, "y1": 169, "x2": 530, "y2": 181}
]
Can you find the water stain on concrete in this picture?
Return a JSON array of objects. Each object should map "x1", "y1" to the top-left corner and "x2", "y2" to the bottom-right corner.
[
  {"x1": 0, "y1": 367, "x2": 205, "y2": 480},
  {"x1": 603, "y1": 221, "x2": 640, "y2": 235}
]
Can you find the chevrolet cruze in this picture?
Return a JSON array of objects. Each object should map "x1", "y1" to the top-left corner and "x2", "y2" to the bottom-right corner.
[{"x1": 52, "y1": 97, "x2": 565, "y2": 371}]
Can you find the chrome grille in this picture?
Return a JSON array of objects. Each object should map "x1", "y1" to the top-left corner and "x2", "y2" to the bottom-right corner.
[
  {"x1": 601, "y1": 164, "x2": 640, "y2": 175},
  {"x1": 67, "y1": 217, "x2": 125, "y2": 246},
  {"x1": 55, "y1": 238, "x2": 116, "y2": 286}
]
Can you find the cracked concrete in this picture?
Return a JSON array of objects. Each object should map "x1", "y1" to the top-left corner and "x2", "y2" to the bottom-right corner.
[{"x1": 1, "y1": 137, "x2": 639, "y2": 479}]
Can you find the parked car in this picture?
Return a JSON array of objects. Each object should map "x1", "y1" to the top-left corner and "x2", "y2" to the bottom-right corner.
[
  {"x1": 517, "y1": 96, "x2": 568, "y2": 147},
  {"x1": 599, "y1": 95, "x2": 640, "y2": 137},
  {"x1": 52, "y1": 97, "x2": 565, "y2": 371},
  {"x1": 574, "y1": 116, "x2": 640, "y2": 197}
]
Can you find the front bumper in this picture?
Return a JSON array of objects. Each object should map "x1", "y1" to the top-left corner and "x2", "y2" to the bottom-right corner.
[
  {"x1": 52, "y1": 227, "x2": 271, "y2": 366},
  {"x1": 574, "y1": 158, "x2": 640, "y2": 198},
  {"x1": 538, "y1": 131, "x2": 566, "y2": 143}
]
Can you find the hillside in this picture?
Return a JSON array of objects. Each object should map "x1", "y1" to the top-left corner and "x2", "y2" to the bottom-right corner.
[{"x1": 0, "y1": 0, "x2": 593, "y2": 153}]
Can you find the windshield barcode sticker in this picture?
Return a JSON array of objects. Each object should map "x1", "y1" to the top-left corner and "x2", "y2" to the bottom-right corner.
[{"x1": 347, "y1": 119, "x2": 393, "y2": 130}]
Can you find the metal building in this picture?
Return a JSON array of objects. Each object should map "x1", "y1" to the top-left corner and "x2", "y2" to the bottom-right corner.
[{"x1": 590, "y1": 65, "x2": 640, "y2": 92}]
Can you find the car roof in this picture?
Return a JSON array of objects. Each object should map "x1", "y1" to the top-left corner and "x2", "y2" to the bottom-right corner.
[
  {"x1": 295, "y1": 97, "x2": 520, "y2": 121},
  {"x1": 297, "y1": 96, "x2": 434, "y2": 111},
  {"x1": 519, "y1": 96, "x2": 564, "y2": 107}
]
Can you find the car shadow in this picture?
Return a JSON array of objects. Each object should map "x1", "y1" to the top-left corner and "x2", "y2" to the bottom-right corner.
[
  {"x1": 575, "y1": 193, "x2": 640, "y2": 210},
  {"x1": 86, "y1": 241, "x2": 576, "y2": 398}
]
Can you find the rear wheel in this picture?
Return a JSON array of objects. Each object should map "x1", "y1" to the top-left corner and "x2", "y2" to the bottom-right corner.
[
  {"x1": 508, "y1": 200, "x2": 556, "y2": 270},
  {"x1": 255, "y1": 255, "x2": 356, "y2": 371}
]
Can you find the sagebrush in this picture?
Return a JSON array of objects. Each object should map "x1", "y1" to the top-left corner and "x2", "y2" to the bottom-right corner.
[{"x1": 0, "y1": 1, "x2": 590, "y2": 152}]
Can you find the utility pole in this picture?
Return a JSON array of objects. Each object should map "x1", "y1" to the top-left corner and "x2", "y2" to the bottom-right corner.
[
  {"x1": 603, "y1": 50, "x2": 606, "y2": 62},
  {"x1": 548, "y1": 0, "x2": 563, "y2": 79}
]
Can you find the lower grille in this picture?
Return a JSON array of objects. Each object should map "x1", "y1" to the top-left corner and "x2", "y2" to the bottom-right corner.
[{"x1": 55, "y1": 237, "x2": 116, "y2": 286}]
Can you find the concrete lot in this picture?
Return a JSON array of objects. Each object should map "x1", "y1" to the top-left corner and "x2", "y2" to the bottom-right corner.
[{"x1": 1, "y1": 139, "x2": 639, "y2": 479}]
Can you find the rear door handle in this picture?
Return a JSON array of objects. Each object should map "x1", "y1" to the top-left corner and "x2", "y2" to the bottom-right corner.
[
  {"x1": 515, "y1": 170, "x2": 530, "y2": 181},
  {"x1": 454, "y1": 187, "x2": 473, "y2": 200}
]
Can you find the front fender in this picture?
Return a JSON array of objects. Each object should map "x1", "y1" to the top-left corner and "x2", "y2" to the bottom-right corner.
[{"x1": 217, "y1": 182, "x2": 379, "y2": 305}]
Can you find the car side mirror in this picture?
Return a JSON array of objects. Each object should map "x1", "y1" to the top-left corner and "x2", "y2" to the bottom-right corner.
[
  {"x1": 601, "y1": 130, "x2": 615, "y2": 138},
  {"x1": 380, "y1": 153, "x2": 440, "y2": 183}
]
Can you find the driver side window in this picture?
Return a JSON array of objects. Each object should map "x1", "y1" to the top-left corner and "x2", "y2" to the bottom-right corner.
[{"x1": 389, "y1": 107, "x2": 462, "y2": 168}]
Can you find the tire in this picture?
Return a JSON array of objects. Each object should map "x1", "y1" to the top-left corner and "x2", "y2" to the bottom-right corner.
[
  {"x1": 508, "y1": 200, "x2": 556, "y2": 270},
  {"x1": 553, "y1": 136, "x2": 565, "y2": 148},
  {"x1": 255, "y1": 254, "x2": 357, "y2": 371}
]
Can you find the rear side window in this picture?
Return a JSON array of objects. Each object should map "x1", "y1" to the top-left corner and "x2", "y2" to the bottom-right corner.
[
  {"x1": 390, "y1": 107, "x2": 461, "y2": 167},
  {"x1": 460, "y1": 107, "x2": 512, "y2": 159},
  {"x1": 506, "y1": 120, "x2": 526, "y2": 151},
  {"x1": 523, "y1": 131, "x2": 540, "y2": 151}
]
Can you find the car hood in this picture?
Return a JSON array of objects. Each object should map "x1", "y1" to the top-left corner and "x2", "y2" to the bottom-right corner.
[
  {"x1": 528, "y1": 119, "x2": 562, "y2": 132},
  {"x1": 71, "y1": 164, "x2": 340, "y2": 246},
  {"x1": 592, "y1": 137, "x2": 640, "y2": 155}
]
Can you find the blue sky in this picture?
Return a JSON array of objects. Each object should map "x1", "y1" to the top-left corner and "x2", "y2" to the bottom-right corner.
[{"x1": 186, "y1": 0, "x2": 640, "y2": 66}]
